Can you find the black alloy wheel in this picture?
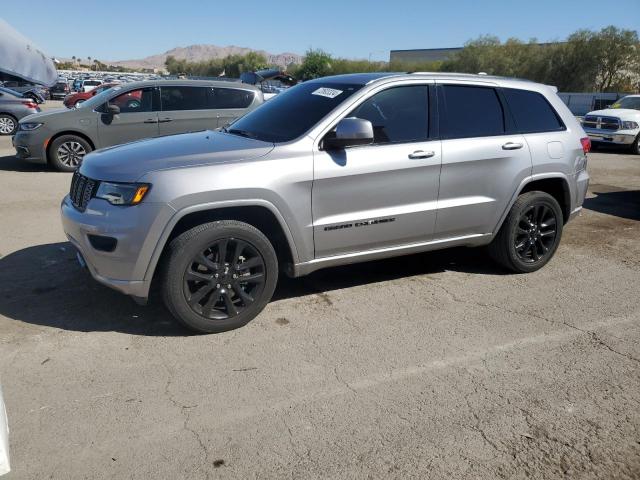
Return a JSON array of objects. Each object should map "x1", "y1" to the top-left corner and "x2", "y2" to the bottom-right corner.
[
  {"x1": 513, "y1": 204, "x2": 557, "y2": 263},
  {"x1": 488, "y1": 191, "x2": 563, "y2": 273},
  {"x1": 162, "y1": 220, "x2": 278, "y2": 333},
  {"x1": 183, "y1": 238, "x2": 266, "y2": 320}
]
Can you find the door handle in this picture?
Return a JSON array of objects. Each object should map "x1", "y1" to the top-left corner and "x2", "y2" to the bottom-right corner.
[
  {"x1": 158, "y1": 117, "x2": 173, "y2": 123},
  {"x1": 143, "y1": 118, "x2": 158, "y2": 124},
  {"x1": 502, "y1": 142, "x2": 523, "y2": 150},
  {"x1": 408, "y1": 150, "x2": 435, "y2": 159}
]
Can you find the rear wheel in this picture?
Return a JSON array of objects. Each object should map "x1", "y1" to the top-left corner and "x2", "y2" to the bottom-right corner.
[
  {"x1": 488, "y1": 191, "x2": 563, "y2": 273},
  {"x1": 162, "y1": 221, "x2": 278, "y2": 333},
  {"x1": 0, "y1": 114, "x2": 17, "y2": 135},
  {"x1": 49, "y1": 135, "x2": 92, "y2": 172}
]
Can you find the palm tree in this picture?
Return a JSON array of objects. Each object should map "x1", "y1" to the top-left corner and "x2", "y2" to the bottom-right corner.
[
  {"x1": 72, "y1": 55, "x2": 76, "y2": 65},
  {"x1": 93, "y1": 59, "x2": 99, "y2": 72}
]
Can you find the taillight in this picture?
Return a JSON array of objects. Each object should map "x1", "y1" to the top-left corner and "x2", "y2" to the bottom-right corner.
[
  {"x1": 580, "y1": 137, "x2": 591, "y2": 154},
  {"x1": 21, "y1": 101, "x2": 38, "y2": 109}
]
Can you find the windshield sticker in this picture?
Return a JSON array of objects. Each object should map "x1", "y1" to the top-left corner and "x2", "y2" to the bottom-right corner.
[{"x1": 312, "y1": 87, "x2": 343, "y2": 99}]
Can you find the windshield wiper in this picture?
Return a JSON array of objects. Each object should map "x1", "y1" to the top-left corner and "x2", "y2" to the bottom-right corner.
[{"x1": 226, "y1": 128, "x2": 257, "y2": 139}]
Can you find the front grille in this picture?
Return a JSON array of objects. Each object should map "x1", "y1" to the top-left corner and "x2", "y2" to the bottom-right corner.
[
  {"x1": 583, "y1": 115, "x2": 620, "y2": 131},
  {"x1": 69, "y1": 171, "x2": 98, "y2": 211}
]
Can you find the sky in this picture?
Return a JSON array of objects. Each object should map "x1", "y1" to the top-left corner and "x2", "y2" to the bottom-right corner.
[{"x1": 2, "y1": 0, "x2": 640, "y2": 62}]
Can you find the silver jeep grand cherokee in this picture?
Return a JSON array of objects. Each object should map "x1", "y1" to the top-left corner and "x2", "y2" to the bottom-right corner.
[{"x1": 61, "y1": 73, "x2": 590, "y2": 333}]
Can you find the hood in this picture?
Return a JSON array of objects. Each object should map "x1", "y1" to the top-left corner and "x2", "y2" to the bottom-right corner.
[
  {"x1": 19, "y1": 108, "x2": 69, "y2": 123},
  {"x1": 586, "y1": 108, "x2": 640, "y2": 118},
  {"x1": 80, "y1": 131, "x2": 275, "y2": 182},
  {"x1": 0, "y1": 19, "x2": 57, "y2": 86}
]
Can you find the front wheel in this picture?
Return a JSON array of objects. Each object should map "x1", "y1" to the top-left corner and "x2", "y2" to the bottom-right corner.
[
  {"x1": 631, "y1": 135, "x2": 640, "y2": 155},
  {"x1": 488, "y1": 191, "x2": 563, "y2": 273},
  {"x1": 161, "y1": 221, "x2": 278, "y2": 333},
  {"x1": 0, "y1": 114, "x2": 17, "y2": 135},
  {"x1": 48, "y1": 135, "x2": 92, "y2": 172}
]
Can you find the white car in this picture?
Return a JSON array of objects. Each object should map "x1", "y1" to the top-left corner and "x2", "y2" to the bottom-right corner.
[
  {"x1": 0, "y1": 385, "x2": 9, "y2": 476},
  {"x1": 81, "y1": 79, "x2": 102, "y2": 93},
  {"x1": 582, "y1": 95, "x2": 640, "y2": 154}
]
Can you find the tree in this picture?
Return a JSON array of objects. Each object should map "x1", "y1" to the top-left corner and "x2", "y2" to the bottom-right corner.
[
  {"x1": 591, "y1": 26, "x2": 639, "y2": 91},
  {"x1": 296, "y1": 49, "x2": 333, "y2": 81}
]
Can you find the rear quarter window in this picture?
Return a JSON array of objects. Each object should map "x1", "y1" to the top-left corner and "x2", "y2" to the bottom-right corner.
[
  {"x1": 503, "y1": 88, "x2": 565, "y2": 134},
  {"x1": 210, "y1": 88, "x2": 254, "y2": 109}
]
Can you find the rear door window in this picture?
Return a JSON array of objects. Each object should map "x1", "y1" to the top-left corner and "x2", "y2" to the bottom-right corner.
[
  {"x1": 503, "y1": 88, "x2": 565, "y2": 133},
  {"x1": 440, "y1": 85, "x2": 505, "y2": 139},
  {"x1": 210, "y1": 88, "x2": 254, "y2": 109},
  {"x1": 160, "y1": 86, "x2": 209, "y2": 111}
]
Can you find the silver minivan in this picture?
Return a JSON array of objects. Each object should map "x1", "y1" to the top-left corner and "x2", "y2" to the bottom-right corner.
[{"x1": 14, "y1": 80, "x2": 262, "y2": 171}]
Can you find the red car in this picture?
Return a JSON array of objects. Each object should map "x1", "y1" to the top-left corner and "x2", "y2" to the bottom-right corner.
[{"x1": 63, "y1": 82, "x2": 118, "y2": 108}]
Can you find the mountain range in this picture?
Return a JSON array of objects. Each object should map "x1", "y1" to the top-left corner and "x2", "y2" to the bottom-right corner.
[{"x1": 102, "y1": 44, "x2": 304, "y2": 71}]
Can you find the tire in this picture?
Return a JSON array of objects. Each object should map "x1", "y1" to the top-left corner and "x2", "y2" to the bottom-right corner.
[
  {"x1": 488, "y1": 191, "x2": 563, "y2": 273},
  {"x1": 161, "y1": 220, "x2": 278, "y2": 333},
  {"x1": 631, "y1": 135, "x2": 640, "y2": 155},
  {"x1": 0, "y1": 114, "x2": 17, "y2": 135},
  {"x1": 48, "y1": 135, "x2": 92, "y2": 172}
]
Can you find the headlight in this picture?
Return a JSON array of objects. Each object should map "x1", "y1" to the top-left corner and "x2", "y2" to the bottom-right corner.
[
  {"x1": 95, "y1": 182, "x2": 150, "y2": 205},
  {"x1": 19, "y1": 122, "x2": 43, "y2": 131},
  {"x1": 622, "y1": 121, "x2": 639, "y2": 130}
]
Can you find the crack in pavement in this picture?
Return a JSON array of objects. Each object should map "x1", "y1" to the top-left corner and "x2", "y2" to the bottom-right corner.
[
  {"x1": 422, "y1": 278, "x2": 640, "y2": 366},
  {"x1": 155, "y1": 348, "x2": 214, "y2": 480}
]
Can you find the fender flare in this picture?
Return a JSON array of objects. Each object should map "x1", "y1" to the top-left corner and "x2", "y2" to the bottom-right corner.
[
  {"x1": 493, "y1": 172, "x2": 572, "y2": 235},
  {"x1": 141, "y1": 198, "x2": 301, "y2": 283}
]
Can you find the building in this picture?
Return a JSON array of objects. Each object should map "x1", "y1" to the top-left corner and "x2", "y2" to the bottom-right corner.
[
  {"x1": 390, "y1": 43, "x2": 561, "y2": 64},
  {"x1": 390, "y1": 47, "x2": 461, "y2": 64}
]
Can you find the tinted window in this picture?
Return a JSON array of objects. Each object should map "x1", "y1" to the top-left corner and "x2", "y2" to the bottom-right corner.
[
  {"x1": 441, "y1": 85, "x2": 505, "y2": 138},
  {"x1": 227, "y1": 82, "x2": 363, "y2": 143},
  {"x1": 211, "y1": 88, "x2": 254, "y2": 109},
  {"x1": 109, "y1": 88, "x2": 153, "y2": 113},
  {"x1": 503, "y1": 88, "x2": 564, "y2": 133},
  {"x1": 348, "y1": 86, "x2": 429, "y2": 144},
  {"x1": 161, "y1": 86, "x2": 209, "y2": 111}
]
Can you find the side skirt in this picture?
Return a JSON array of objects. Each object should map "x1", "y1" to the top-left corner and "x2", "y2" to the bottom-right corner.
[{"x1": 292, "y1": 232, "x2": 493, "y2": 277}]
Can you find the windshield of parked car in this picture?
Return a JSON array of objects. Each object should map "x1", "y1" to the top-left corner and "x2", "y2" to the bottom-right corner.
[
  {"x1": 610, "y1": 96, "x2": 640, "y2": 110},
  {"x1": 76, "y1": 86, "x2": 119, "y2": 109},
  {"x1": 225, "y1": 82, "x2": 364, "y2": 143}
]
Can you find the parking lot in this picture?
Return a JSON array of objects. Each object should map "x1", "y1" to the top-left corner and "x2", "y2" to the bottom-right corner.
[{"x1": 0, "y1": 103, "x2": 638, "y2": 478}]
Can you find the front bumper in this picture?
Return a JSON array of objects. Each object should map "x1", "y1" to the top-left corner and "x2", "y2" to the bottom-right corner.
[
  {"x1": 12, "y1": 130, "x2": 47, "y2": 163},
  {"x1": 60, "y1": 194, "x2": 172, "y2": 300},
  {"x1": 584, "y1": 128, "x2": 637, "y2": 145}
]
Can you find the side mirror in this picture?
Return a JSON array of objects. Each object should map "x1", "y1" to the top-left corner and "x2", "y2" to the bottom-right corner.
[
  {"x1": 106, "y1": 104, "x2": 120, "y2": 115},
  {"x1": 324, "y1": 117, "x2": 374, "y2": 150}
]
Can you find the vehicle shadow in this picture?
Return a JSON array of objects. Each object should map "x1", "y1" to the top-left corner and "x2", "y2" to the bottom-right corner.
[
  {"x1": 0, "y1": 153, "x2": 51, "y2": 173},
  {"x1": 583, "y1": 189, "x2": 640, "y2": 221},
  {"x1": 0, "y1": 241, "x2": 504, "y2": 336}
]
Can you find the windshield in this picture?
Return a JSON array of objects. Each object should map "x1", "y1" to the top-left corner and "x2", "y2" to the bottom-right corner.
[
  {"x1": 76, "y1": 86, "x2": 118, "y2": 109},
  {"x1": 225, "y1": 82, "x2": 363, "y2": 143},
  {"x1": 610, "y1": 96, "x2": 640, "y2": 111}
]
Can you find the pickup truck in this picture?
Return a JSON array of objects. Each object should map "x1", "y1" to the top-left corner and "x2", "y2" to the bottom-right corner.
[{"x1": 582, "y1": 94, "x2": 640, "y2": 154}]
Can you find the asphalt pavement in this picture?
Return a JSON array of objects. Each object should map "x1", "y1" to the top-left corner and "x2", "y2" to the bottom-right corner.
[{"x1": 0, "y1": 107, "x2": 638, "y2": 479}]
